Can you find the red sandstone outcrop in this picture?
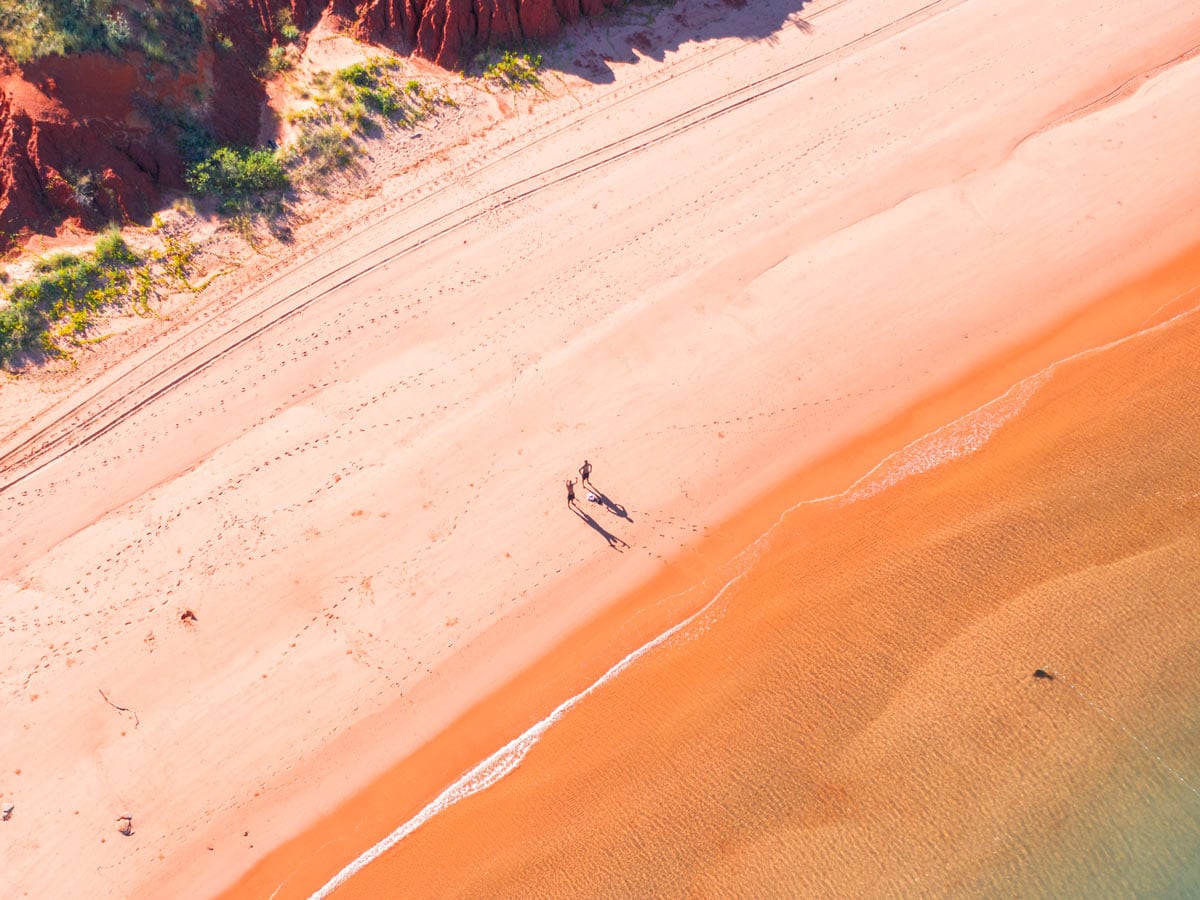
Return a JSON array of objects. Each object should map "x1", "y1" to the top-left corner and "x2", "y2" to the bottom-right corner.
[
  {"x1": 0, "y1": 52, "x2": 180, "y2": 242},
  {"x1": 0, "y1": 10, "x2": 267, "y2": 246},
  {"x1": 0, "y1": 0, "x2": 618, "y2": 247},
  {"x1": 337, "y1": 0, "x2": 621, "y2": 68}
]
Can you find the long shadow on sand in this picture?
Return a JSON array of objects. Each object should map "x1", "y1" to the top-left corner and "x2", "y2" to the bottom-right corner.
[
  {"x1": 572, "y1": 505, "x2": 630, "y2": 550},
  {"x1": 584, "y1": 484, "x2": 632, "y2": 521},
  {"x1": 539, "y1": 0, "x2": 813, "y2": 85}
]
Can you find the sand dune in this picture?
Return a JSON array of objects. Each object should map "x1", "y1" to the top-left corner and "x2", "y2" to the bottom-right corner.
[{"x1": 2, "y1": 0, "x2": 1200, "y2": 897}]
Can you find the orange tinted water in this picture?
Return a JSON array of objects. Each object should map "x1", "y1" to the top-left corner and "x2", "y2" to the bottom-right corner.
[
  {"x1": 224, "y1": 246, "x2": 1200, "y2": 900},
  {"x1": 334, "y1": 307, "x2": 1200, "y2": 897}
]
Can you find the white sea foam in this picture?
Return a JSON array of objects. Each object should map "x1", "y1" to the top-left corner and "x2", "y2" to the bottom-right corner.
[
  {"x1": 306, "y1": 375, "x2": 1042, "y2": 899},
  {"x1": 838, "y1": 303, "x2": 1199, "y2": 506},
  {"x1": 306, "y1": 376, "x2": 1046, "y2": 900},
  {"x1": 307, "y1": 574, "x2": 740, "y2": 900},
  {"x1": 841, "y1": 371, "x2": 1049, "y2": 504}
]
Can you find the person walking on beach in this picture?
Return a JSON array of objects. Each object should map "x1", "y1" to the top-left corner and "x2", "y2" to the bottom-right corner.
[
  {"x1": 565, "y1": 478, "x2": 577, "y2": 507},
  {"x1": 579, "y1": 459, "x2": 592, "y2": 487}
]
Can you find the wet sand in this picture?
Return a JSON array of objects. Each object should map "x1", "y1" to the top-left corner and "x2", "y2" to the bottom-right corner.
[
  {"x1": 326, "y1": 280, "x2": 1200, "y2": 899},
  {"x1": 226, "y1": 247, "x2": 1200, "y2": 899}
]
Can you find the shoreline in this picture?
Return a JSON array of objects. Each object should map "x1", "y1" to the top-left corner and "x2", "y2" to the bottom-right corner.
[
  {"x1": 4, "y1": 2, "x2": 1200, "y2": 898},
  {"x1": 333, "y1": 292, "x2": 1200, "y2": 898},
  {"x1": 221, "y1": 242, "x2": 1200, "y2": 900}
]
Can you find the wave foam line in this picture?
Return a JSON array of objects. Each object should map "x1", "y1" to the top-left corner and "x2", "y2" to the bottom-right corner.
[
  {"x1": 832, "y1": 302, "x2": 1200, "y2": 506},
  {"x1": 304, "y1": 361, "x2": 1033, "y2": 899},
  {"x1": 842, "y1": 371, "x2": 1048, "y2": 503},
  {"x1": 310, "y1": 305, "x2": 1199, "y2": 899},
  {"x1": 306, "y1": 358, "x2": 1045, "y2": 900},
  {"x1": 308, "y1": 572, "x2": 742, "y2": 900}
]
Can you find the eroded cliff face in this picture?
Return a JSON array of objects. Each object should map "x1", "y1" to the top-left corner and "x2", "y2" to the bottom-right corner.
[
  {"x1": 0, "y1": 0, "x2": 615, "y2": 247},
  {"x1": 334, "y1": 0, "x2": 621, "y2": 67},
  {"x1": 0, "y1": 0, "x2": 282, "y2": 246},
  {"x1": 0, "y1": 53, "x2": 186, "y2": 241}
]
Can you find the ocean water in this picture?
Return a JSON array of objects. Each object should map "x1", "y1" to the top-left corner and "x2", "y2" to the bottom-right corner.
[{"x1": 329, "y1": 306, "x2": 1200, "y2": 898}]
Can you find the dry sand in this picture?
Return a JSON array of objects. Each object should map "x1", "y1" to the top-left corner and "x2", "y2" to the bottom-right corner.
[{"x1": 2, "y1": 0, "x2": 1200, "y2": 897}]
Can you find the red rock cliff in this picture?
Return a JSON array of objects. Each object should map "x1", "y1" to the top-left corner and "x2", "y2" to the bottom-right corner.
[
  {"x1": 0, "y1": 0, "x2": 617, "y2": 248},
  {"x1": 0, "y1": 52, "x2": 183, "y2": 244},
  {"x1": 0, "y1": 1, "x2": 271, "y2": 247},
  {"x1": 331, "y1": 0, "x2": 621, "y2": 68}
]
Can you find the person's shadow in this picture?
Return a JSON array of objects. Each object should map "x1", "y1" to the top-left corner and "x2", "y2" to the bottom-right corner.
[
  {"x1": 585, "y1": 484, "x2": 632, "y2": 522},
  {"x1": 571, "y1": 505, "x2": 629, "y2": 551}
]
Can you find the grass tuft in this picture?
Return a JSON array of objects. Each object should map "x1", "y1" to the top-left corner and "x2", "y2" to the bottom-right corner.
[
  {"x1": 266, "y1": 43, "x2": 295, "y2": 74},
  {"x1": 0, "y1": 0, "x2": 203, "y2": 67},
  {"x1": 283, "y1": 57, "x2": 455, "y2": 185},
  {"x1": 0, "y1": 225, "x2": 198, "y2": 368},
  {"x1": 277, "y1": 8, "x2": 300, "y2": 42},
  {"x1": 482, "y1": 51, "x2": 543, "y2": 91}
]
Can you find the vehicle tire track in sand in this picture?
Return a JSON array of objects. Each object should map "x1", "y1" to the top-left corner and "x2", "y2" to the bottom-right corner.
[{"x1": 0, "y1": 0, "x2": 967, "y2": 495}]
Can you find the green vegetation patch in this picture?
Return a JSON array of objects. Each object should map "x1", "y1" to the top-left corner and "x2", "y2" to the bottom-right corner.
[
  {"x1": 0, "y1": 0, "x2": 202, "y2": 66},
  {"x1": 482, "y1": 51, "x2": 543, "y2": 91},
  {"x1": 186, "y1": 147, "x2": 290, "y2": 215},
  {"x1": 0, "y1": 225, "x2": 196, "y2": 368},
  {"x1": 284, "y1": 57, "x2": 456, "y2": 184},
  {"x1": 266, "y1": 43, "x2": 295, "y2": 74},
  {"x1": 276, "y1": 8, "x2": 300, "y2": 43}
]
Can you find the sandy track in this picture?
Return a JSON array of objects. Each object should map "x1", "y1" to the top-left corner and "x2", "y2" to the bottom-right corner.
[
  {"x1": 3, "y1": 0, "x2": 1200, "y2": 897},
  {"x1": 0, "y1": 0, "x2": 943, "y2": 491}
]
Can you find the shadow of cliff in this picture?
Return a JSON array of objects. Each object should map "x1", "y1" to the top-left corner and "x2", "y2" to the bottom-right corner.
[{"x1": 541, "y1": 0, "x2": 812, "y2": 85}]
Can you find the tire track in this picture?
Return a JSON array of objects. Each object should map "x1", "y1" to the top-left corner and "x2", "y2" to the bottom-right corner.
[{"x1": 0, "y1": 0, "x2": 966, "y2": 494}]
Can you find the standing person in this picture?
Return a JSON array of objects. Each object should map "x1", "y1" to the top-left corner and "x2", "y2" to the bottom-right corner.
[
  {"x1": 579, "y1": 459, "x2": 592, "y2": 486},
  {"x1": 565, "y1": 478, "x2": 577, "y2": 507}
]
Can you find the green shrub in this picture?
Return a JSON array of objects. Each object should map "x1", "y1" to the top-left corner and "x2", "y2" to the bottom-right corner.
[
  {"x1": 343, "y1": 99, "x2": 371, "y2": 132},
  {"x1": 358, "y1": 86, "x2": 401, "y2": 116},
  {"x1": 267, "y1": 43, "x2": 293, "y2": 73},
  {"x1": 276, "y1": 7, "x2": 300, "y2": 42},
  {"x1": 94, "y1": 229, "x2": 140, "y2": 267},
  {"x1": 0, "y1": 0, "x2": 202, "y2": 66},
  {"x1": 141, "y1": 33, "x2": 169, "y2": 62},
  {"x1": 0, "y1": 227, "x2": 194, "y2": 368},
  {"x1": 186, "y1": 146, "x2": 289, "y2": 213},
  {"x1": 61, "y1": 169, "x2": 98, "y2": 209},
  {"x1": 337, "y1": 63, "x2": 372, "y2": 87},
  {"x1": 176, "y1": 114, "x2": 214, "y2": 164},
  {"x1": 0, "y1": 236, "x2": 140, "y2": 364},
  {"x1": 0, "y1": 302, "x2": 41, "y2": 360},
  {"x1": 34, "y1": 252, "x2": 85, "y2": 274},
  {"x1": 482, "y1": 51, "x2": 543, "y2": 91},
  {"x1": 105, "y1": 10, "x2": 131, "y2": 45}
]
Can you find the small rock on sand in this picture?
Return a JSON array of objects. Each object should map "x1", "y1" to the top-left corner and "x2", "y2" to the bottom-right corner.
[{"x1": 2, "y1": 801, "x2": 13, "y2": 821}]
